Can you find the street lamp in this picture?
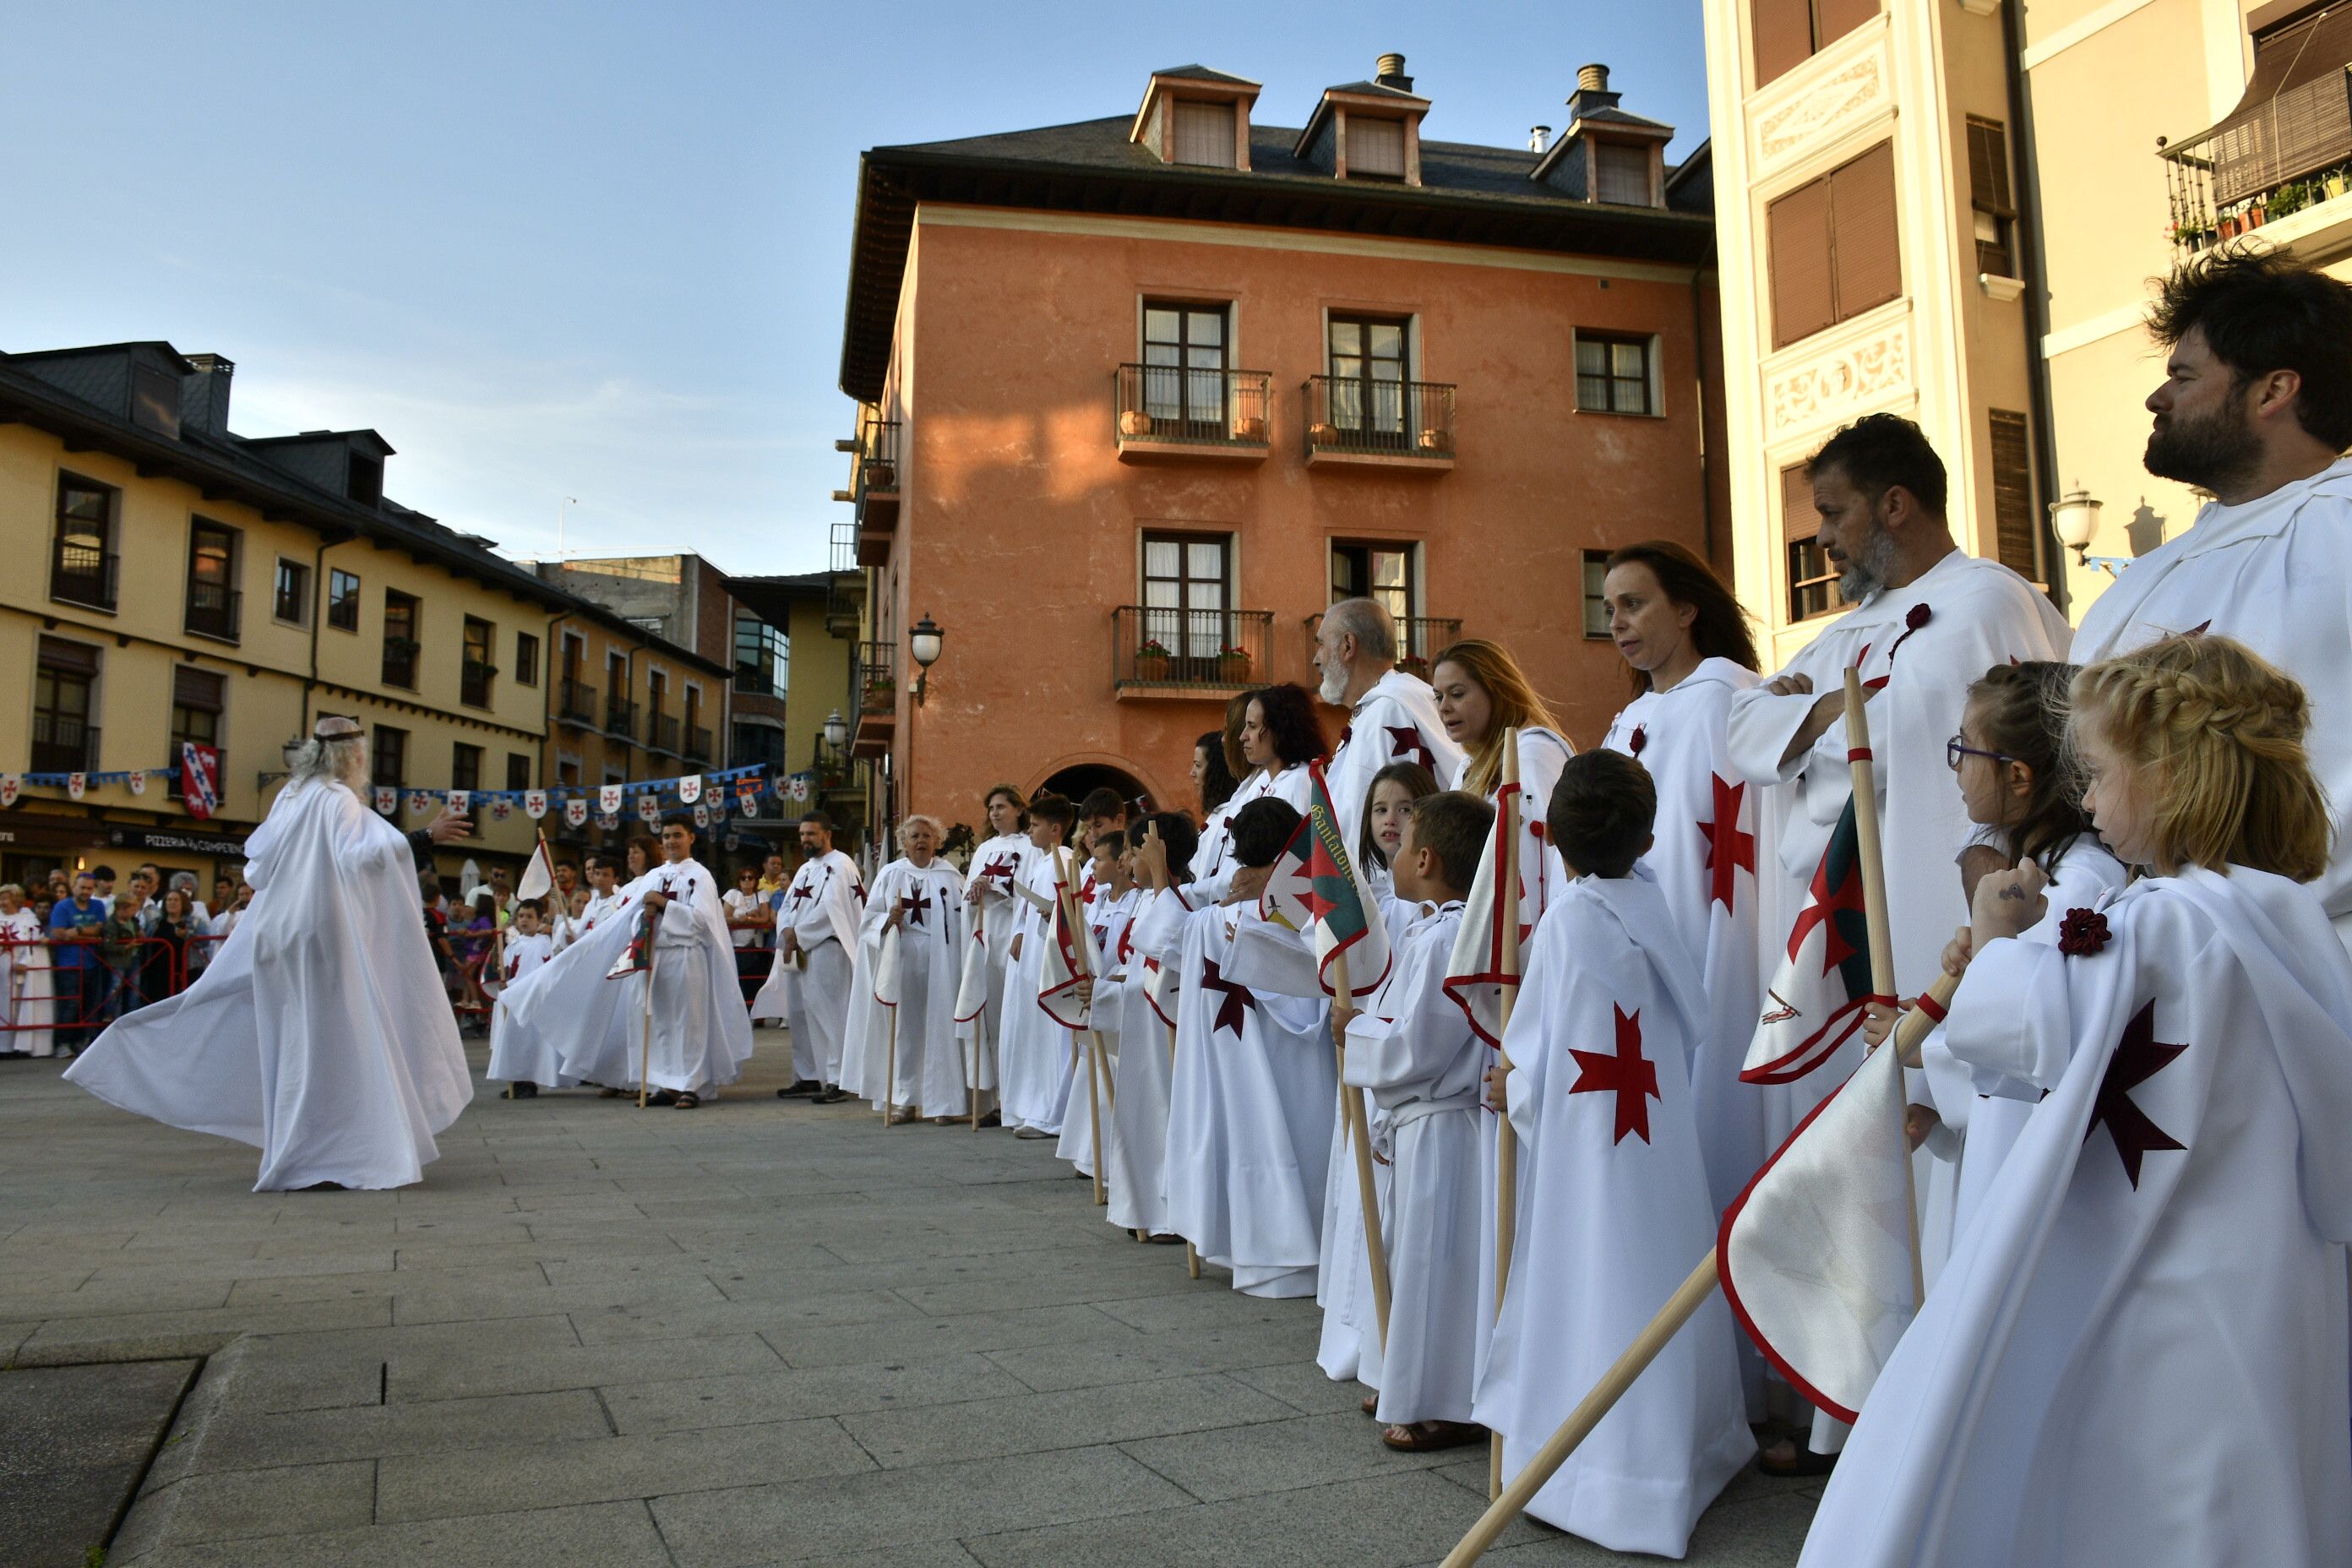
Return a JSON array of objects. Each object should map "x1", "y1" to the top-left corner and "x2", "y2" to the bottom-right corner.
[
  {"x1": 2049, "y1": 484, "x2": 2130, "y2": 578},
  {"x1": 908, "y1": 614, "x2": 945, "y2": 707},
  {"x1": 822, "y1": 708, "x2": 848, "y2": 751}
]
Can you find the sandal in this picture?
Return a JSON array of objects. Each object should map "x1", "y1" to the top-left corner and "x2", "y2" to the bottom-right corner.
[
  {"x1": 672, "y1": 1092, "x2": 702, "y2": 1110},
  {"x1": 1361, "y1": 1393, "x2": 1380, "y2": 1418},
  {"x1": 1756, "y1": 1437, "x2": 1839, "y2": 1477},
  {"x1": 1381, "y1": 1420, "x2": 1486, "y2": 1453},
  {"x1": 597, "y1": 1087, "x2": 624, "y2": 1098}
]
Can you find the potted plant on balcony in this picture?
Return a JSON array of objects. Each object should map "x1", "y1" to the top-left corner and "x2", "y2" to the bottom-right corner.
[
  {"x1": 2269, "y1": 181, "x2": 2311, "y2": 220},
  {"x1": 863, "y1": 673, "x2": 896, "y2": 711},
  {"x1": 1417, "y1": 427, "x2": 1446, "y2": 453},
  {"x1": 1135, "y1": 638, "x2": 1173, "y2": 682},
  {"x1": 2328, "y1": 166, "x2": 2349, "y2": 202},
  {"x1": 1309, "y1": 421, "x2": 1340, "y2": 447},
  {"x1": 1119, "y1": 408, "x2": 1153, "y2": 438},
  {"x1": 1215, "y1": 643, "x2": 1251, "y2": 681},
  {"x1": 864, "y1": 460, "x2": 896, "y2": 491},
  {"x1": 1232, "y1": 412, "x2": 1266, "y2": 443}
]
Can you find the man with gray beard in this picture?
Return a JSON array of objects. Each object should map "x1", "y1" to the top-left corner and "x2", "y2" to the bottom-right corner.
[
  {"x1": 1722, "y1": 414, "x2": 2068, "y2": 1471},
  {"x1": 1313, "y1": 597, "x2": 1464, "y2": 856}
]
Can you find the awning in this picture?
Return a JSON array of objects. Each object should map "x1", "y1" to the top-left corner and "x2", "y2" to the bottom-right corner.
[{"x1": 2186, "y1": 2, "x2": 2352, "y2": 205}]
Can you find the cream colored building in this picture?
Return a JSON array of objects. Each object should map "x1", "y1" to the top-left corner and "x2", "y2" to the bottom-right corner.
[
  {"x1": 1701, "y1": 0, "x2": 2348, "y2": 652},
  {"x1": 0, "y1": 340, "x2": 727, "y2": 894}
]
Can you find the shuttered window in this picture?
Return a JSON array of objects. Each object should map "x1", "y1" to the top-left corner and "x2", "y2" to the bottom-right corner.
[
  {"x1": 169, "y1": 668, "x2": 225, "y2": 799},
  {"x1": 1783, "y1": 463, "x2": 1843, "y2": 622},
  {"x1": 1172, "y1": 101, "x2": 1236, "y2": 168},
  {"x1": 1989, "y1": 409, "x2": 2040, "y2": 581},
  {"x1": 1753, "y1": 0, "x2": 1881, "y2": 89},
  {"x1": 1968, "y1": 117, "x2": 2017, "y2": 277},
  {"x1": 1593, "y1": 141, "x2": 1652, "y2": 205},
  {"x1": 1349, "y1": 116, "x2": 1406, "y2": 178},
  {"x1": 1767, "y1": 140, "x2": 1901, "y2": 347},
  {"x1": 2204, "y1": 4, "x2": 2352, "y2": 204}
]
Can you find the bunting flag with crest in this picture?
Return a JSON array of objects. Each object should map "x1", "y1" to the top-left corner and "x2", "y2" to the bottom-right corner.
[
  {"x1": 678, "y1": 773, "x2": 702, "y2": 805},
  {"x1": 524, "y1": 789, "x2": 547, "y2": 819},
  {"x1": 600, "y1": 783, "x2": 623, "y2": 815},
  {"x1": 1, "y1": 774, "x2": 19, "y2": 808},
  {"x1": 1741, "y1": 795, "x2": 1881, "y2": 1085},
  {"x1": 564, "y1": 797, "x2": 588, "y2": 828},
  {"x1": 637, "y1": 794, "x2": 661, "y2": 825},
  {"x1": 67, "y1": 773, "x2": 86, "y2": 801},
  {"x1": 374, "y1": 786, "x2": 398, "y2": 815}
]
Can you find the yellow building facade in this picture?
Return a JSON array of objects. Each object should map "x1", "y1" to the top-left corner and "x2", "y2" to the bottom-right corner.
[
  {"x1": 1703, "y1": 0, "x2": 2351, "y2": 649},
  {"x1": 0, "y1": 341, "x2": 728, "y2": 893}
]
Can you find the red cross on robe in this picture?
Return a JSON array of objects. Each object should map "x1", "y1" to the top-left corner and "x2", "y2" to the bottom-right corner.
[
  {"x1": 1386, "y1": 724, "x2": 1435, "y2": 771},
  {"x1": 1569, "y1": 1005, "x2": 1659, "y2": 1145},
  {"x1": 899, "y1": 889, "x2": 932, "y2": 928},
  {"x1": 1698, "y1": 774, "x2": 1756, "y2": 914},
  {"x1": 1200, "y1": 956, "x2": 1257, "y2": 1038},
  {"x1": 2089, "y1": 1000, "x2": 2188, "y2": 1189}
]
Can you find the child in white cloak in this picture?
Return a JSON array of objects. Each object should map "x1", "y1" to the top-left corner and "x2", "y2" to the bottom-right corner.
[
  {"x1": 491, "y1": 901, "x2": 558, "y2": 1098},
  {"x1": 1331, "y1": 789, "x2": 1493, "y2": 1452},
  {"x1": 1805, "y1": 634, "x2": 2352, "y2": 1567}
]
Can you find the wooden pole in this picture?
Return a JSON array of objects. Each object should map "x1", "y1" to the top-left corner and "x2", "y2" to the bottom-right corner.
[
  {"x1": 1441, "y1": 1250, "x2": 1723, "y2": 1567},
  {"x1": 1489, "y1": 729, "x2": 1524, "y2": 1500},
  {"x1": 636, "y1": 932, "x2": 655, "y2": 1109},
  {"x1": 1841, "y1": 667, "x2": 1923, "y2": 1304},
  {"x1": 1163, "y1": 1011, "x2": 1200, "y2": 1277},
  {"x1": 883, "y1": 995, "x2": 899, "y2": 1126},
  {"x1": 1333, "y1": 947, "x2": 1393, "y2": 1351},
  {"x1": 1086, "y1": 1027, "x2": 1108, "y2": 1206}
]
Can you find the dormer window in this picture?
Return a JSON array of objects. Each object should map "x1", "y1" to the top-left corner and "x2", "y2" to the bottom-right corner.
[
  {"x1": 1531, "y1": 64, "x2": 1672, "y2": 210},
  {"x1": 1348, "y1": 117, "x2": 1407, "y2": 179},
  {"x1": 348, "y1": 451, "x2": 383, "y2": 505},
  {"x1": 1593, "y1": 141, "x2": 1654, "y2": 205},
  {"x1": 1133, "y1": 66, "x2": 1259, "y2": 172},
  {"x1": 1172, "y1": 100, "x2": 1237, "y2": 168}
]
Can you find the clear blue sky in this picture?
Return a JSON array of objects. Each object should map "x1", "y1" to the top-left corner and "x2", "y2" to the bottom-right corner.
[{"x1": 5, "y1": 3, "x2": 1709, "y2": 574}]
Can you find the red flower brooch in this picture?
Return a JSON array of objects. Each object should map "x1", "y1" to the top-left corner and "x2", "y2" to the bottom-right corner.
[
  {"x1": 1628, "y1": 725, "x2": 1647, "y2": 756},
  {"x1": 2056, "y1": 906, "x2": 2111, "y2": 957},
  {"x1": 1885, "y1": 602, "x2": 1934, "y2": 665}
]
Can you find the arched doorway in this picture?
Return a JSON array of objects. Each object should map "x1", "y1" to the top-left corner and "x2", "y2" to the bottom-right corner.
[{"x1": 1035, "y1": 762, "x2": 1155, "y2": 816}]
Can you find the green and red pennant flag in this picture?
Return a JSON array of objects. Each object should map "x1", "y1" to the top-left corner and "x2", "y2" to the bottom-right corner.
[
  {"x1": 603, "y1": 901, "x2": 656, "y2": 980},
  {"x1": 1441, "y1": 775, "x2": 1522, "y2": 1047},
  {"x1": 1740, "y1": 794, "x2": 1885, "y2": 1083},
  {"x1": 1260, "y1": 760, "x2": 1391, "y2": 999}
]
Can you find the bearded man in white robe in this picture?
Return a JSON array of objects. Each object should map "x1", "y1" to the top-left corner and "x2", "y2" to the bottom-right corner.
[
  {"x1": 752, "y1": 813, "x2": 863, "y2": 1100},
  {"x1": 66, "y1": 716, "x2": 472, "y2": 1190},
  {"x1": 1313, "y1": 597, "x2": 1465, "y2": 852},
  {"x1": 2069, "y1": 250, "x2": 2352, "y2": 948}
]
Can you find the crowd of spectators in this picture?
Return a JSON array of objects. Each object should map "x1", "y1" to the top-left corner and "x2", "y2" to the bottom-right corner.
[{"x1": 0, "y1": 861, "x2": 253, "y2": 1058}]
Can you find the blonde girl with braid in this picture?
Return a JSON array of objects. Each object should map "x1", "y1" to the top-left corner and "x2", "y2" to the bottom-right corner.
[{"x1": 1807, "y1": 632, "x2": 2352, "y2": 1566}]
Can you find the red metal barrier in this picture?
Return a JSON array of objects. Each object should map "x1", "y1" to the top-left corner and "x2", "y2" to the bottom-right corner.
[{"x1": 0, "y1": 935, "x2": 182, "y2": 1039}]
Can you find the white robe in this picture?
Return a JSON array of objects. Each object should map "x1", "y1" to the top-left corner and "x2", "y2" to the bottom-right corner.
[
  {"x1": 483, "y1": 931, "x2": 561, "y2": 1087},
  {"x1": 841, "y1": 858, "x2": 967, "y2": 1117},
  {"x1": 1804, "y1": 866, "x2": 2352, "y2": 1567},
  {"x1": 2072, "y1": 455, "x2": 2352, "y2": 937},
  {"x1": 1, "y1": 906, "x2": 55, "y2": 1057},
  {"x1": 996, "y1": 852, "x2": 1072, "y2": 1133},
  {"x1": 1324, "y1": 669, "x2": 1467, "y2": 853},
  {"x1": 1110, "y1": 896, "x2": 1187, "y2": 1236},
  {"x1": 752, "y1": 849, "x2": 863, "y2": 1084},
  {"x1": 1726, "y1": 547, "x2": 2070, "y2": 1305},
  {"x1": 1342, "y1": 900, "x2": 1482, "y2": 1425},
  {"x1": 956, "y1": 832, "x2": 1038, "y2": 1097},
  {"x1": 64, "y1": 777, "x2": 473, "y2": 1191},
  {"x1": 1054, "y1": 887, "x2": 1136, "y2": 1178},
  {"x1": 639, "y1": 859, "x2": 754, "y2": 1094},
  {"x1": 1602, "y1": 658, "x2": 1768, "y2": 1217},
  {"x1": 1475, "y1": 871, "x2": 1754, "y2": 1557},
  {"x1": 1448, "y1": 727, "x2": 1573, "y2": 928},
  {"x1": 1162, "y1": 894, "x2": 1335, "y2": 1298}
]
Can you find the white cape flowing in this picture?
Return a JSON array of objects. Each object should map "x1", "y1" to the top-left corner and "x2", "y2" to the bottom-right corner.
[{"x1": 65, "y1": 777, "x2": 473, "y2": 1191}]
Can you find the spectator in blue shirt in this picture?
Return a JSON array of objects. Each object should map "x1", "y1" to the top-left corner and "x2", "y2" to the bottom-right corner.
[{"x1": 47, "y1": 873, "x2": 106, "y2": 1053}]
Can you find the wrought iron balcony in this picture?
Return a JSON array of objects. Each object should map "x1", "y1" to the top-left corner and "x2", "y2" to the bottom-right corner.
[
  {"x1": 51, "y1": 541, "x2": 118, "y2": 612},
  {"x1": 1302, "y1": 610, "x2": 1463, "y2": 677},
  {"x1": 1302, "y1": 376, "x2": 1456, "y2": 466},
  {"x1": 558, "y1": 678, "x2": 598, "y2": 727},
  {"x1": 852, "y1": 640, "x2": 897, "y2": 758},
  {"x1": 1114, "y1": 606, "x2": 1275, "y2": 695},
  {"x1": 2160, "y1": 60, "x2": 2352, "y2": 258},
  {"x1": 1113, "y1": 365, "x2": 1272, "y2": 461},
  {"x1": 653, "y1": 714, "x2": 682, "y2": 754},
  {"x1": 184, "y1": 580, "x2": 242, "y2": 642},
  {"x1": 460, "y1": 658, "x2": 495, "y2": 709},
  {"x1": 605, "y1": 695, "x2": 637, "y2": 740},
  {"x1": 31, "y1": 716, "x2": 100, "y2": 775},
  {"x1": 687, "y1": 725, "x2": 715, "y2": 765}
]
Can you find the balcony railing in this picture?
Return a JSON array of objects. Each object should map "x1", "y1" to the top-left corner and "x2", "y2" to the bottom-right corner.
[
  {"x1": 558, "y1": 677, "x2": 597, "y2": 726},
  {"x1": 1114, "y1": 606, "x2": 1275, "y2": 693},
  {"x1": 2161, "y1": 66, "x2": 2352, "y2": 256},
  {"x1": 830, "y1": 519, "x2": 860, "y2": 575},
  {"x1": 51, "y1": 542, "x2": 118, "y2": 612},
  {"x1": 856, "y1": 640, "x2": 899, "y2": 715},
  {"x1": 653, "y1": 714, "x2": 681, "y2": 754},
  {"x1": 855, "y1": 416, "x2": 901, "y2": 501},
  {"x1": 605, "y1": 695, "x2": 638, "y2": 740},
  {"x1": 1114, "y1": 365, "x2": 1272, "y2": 455},
  {"x1": 31, "y1": 716, "x2": 100, "y2": 775},
  {"x1": 687, "y1": 725, "x2": 715, "y2": 765},
  {"x1": 381, "y1": 638, "x2": 419, "y2": 689},
  {"x1": 460, "y1": 659, "x2": 495, "y2": 709},
  {"x1": 1303, "y1": 376, "x2": 1456, "y2": 462},
  {"x1": 183, "y1": 581, "x2": 242, "y2": 642},
  {"x1": 1303, "y1": 611, "x2": 1463, "y2": 676}
]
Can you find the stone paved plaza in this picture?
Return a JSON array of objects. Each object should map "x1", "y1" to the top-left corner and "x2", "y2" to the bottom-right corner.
[{"x1": 0, "y1": 1043, "x2": 1819, "y2": 1566}]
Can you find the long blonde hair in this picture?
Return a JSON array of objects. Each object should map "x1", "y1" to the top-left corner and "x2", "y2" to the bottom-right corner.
[
  {"x1": 1432, "y1": 640, "x2": 1562, "y2": 798},
  {"x1": 2070, "y1": 633, "x2": 2331, "y2": 881}
]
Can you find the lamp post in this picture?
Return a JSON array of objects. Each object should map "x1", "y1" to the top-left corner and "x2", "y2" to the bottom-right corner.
[
  {"x1": 822, "y1": 708, "x2": 848, "y2": 753},
  {"x1": 2050, "y1": 485, "x2": 2131, "y2": 578},
  {"x1": 909, "y1": 615, "x2": 945, "y2": 707}
]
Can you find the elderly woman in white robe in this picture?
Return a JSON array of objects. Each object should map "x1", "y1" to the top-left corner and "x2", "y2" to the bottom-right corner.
[
  {"x1": 65, "y1": 716, "x2": 473, "y2": 1190},
  {"x1": 0, "y1": 883, "x2": 54, "y2": 1059}
]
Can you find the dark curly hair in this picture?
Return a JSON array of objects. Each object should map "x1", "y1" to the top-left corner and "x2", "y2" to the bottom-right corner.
[
  {"x1": 1546, "y1": 749, "x2": 1656, "y2": 880},
  {"x1": 1194, "y1": 731, "x2": 1239, "y2": 816},
  {"x1": 2148, "y1": 246, "x2": 2352, "y2": 450},
  {"x1": 1247, "y1": 683, "x2": 1329, "y2": 770}
]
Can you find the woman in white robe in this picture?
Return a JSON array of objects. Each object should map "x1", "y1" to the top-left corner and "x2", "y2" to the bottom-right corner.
[
  {"x1": 1104, "y1": 814, "x2": 1199, "y2": 1240},
  {"x1": 842, "y1": 818, "x2": 969, "y2": 1122},
  {"x1": 0, "y1": 884, "x2": 55, "y2": 1059},
  {"x1": 1054, "y1": 858, "x2": 1136, "y2": 1177},
  {"x1": 955, "y1": 786, "x2": 1035, "y2": 1118},
  {"x1": 64, "y1": 717, "x2": 472, "y2": 1190}
]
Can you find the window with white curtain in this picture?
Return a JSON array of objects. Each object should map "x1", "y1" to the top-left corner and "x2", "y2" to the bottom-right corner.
[{"x1": 1172, "y1": 101, "x2": 1236, "y2": 168}]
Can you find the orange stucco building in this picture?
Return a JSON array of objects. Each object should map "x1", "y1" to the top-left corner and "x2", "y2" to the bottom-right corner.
[{"x1": 833, "y1": 57, "x2": 1728, "y2": 838}]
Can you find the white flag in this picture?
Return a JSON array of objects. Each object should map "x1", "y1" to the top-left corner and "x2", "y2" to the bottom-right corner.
[
  {"x1": 599, "y1": 783, "x2": 623, "y2": 815},
  {"x1": 1718, "y1": 1040, "x2": 1919, "y2": 1424},
  {"x1": 524, "y1": 789, "x2": 547, "y2": 819},
  {"x1": 1037, "y1": 851, "x2": 1099, "y2": 1029},
  {"x1": 448, "y1": 790, "x2": 469, "y2": 814},
  {"x1": 564, "y1": 797, "x2": 588, "y2": 828},
  {"x1": 373, "y1": 786, "x2": 397, "y2": 815},
  {"x1": 68, "y1": 773, "x2": 86, "y2": 800},
  {"x1": 953, "y1": 921, "x2": 990, "y2": 1026},
  {"x1": 0, "y1": 774, "x2": 18, "y2": 808},
  {"x1": 637, "y1": 794, "x2": 660, "y2": 824},
  {"x1": 678, "y1": 773, "x2": 702, "y2": 804},
  {"x1": 128, "y1": 770, "x2": 146, "y2": 797},
  {"x1": 1444, "y1": 776, "x2": 1525, "y2": 1046},
  {"x1": 872, "y1": 923, "x2": 903, "y2": 1007},
  {"x1": 515, "y1": 835, "x2": 557, "y2": 903}
]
